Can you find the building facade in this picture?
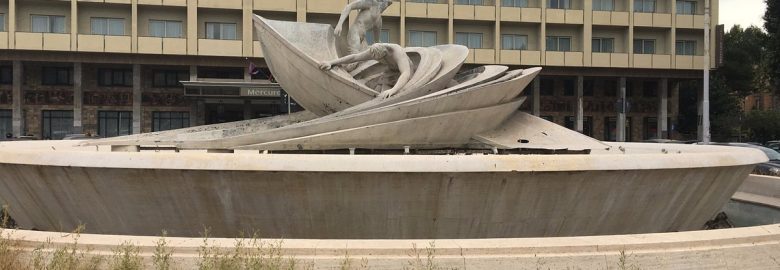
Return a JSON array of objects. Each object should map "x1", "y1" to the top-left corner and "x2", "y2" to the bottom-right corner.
[{"x1": 0, "y1": 0, "x2": 718, "y2": 141}]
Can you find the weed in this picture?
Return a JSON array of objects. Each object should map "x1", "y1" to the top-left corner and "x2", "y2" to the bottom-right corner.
[
  {"x1": 617, "y1": 249, "x2": 640, "y2": 270},
  {"x1": 110, "y1": 241, "x2": 142, "y2": 270},
  {"x1": 153, "y1": 231, "x2": 173, "y2": 270}
]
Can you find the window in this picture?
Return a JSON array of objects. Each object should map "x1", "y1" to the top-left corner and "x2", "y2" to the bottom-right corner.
[
  {"x1": 584, "y1": 80, "x2": 594, "y2": 96},
  {"x1": 98, "y1": 69, "x2": 133, "y2": 87},
  {"x1": 634, "y1": 0, "x2": 656, "y2": 12},
  {"x1": 604, "y1": 117, "x2": 632, "y2": 141},
  {"x1": 592, "y1": 38, "x2": 614, "y2": 53},
  {"x1": 563, "y1": 79, "x2": 575, "y2": 96},
  {"x1": 642, "y1": 81, "x2": 658, "y2": 97},
  {"x1": 546, "y1": 36, "x2": 572, "y2": 52},
  {"x1": 152, "y1": 112, "x2": 190, "y2": 132},
  {"x1": 676, "y1": 40, "x2": 696, "y2": 55},
  {"x1": 548, "y1": 0, "x2": 571, "y2": 9},
  {"x1": 149, "y1": 20, "x2": 182, "y2": 38},
  {"x1": 502, "y1": 0, "x2": 528, "y2": 7},
  {"x1": 365, "y1": 29, "x2": 390, "y2": 44},
  {"x1": 408, "y1": 30, "x2": 437, "y2": 47},
  {"x1": 206, "y1": 22, "x2": 237, "y2": 40},
  {"x1": 0, "y1": 110, "x2": 10, "y2": 139},
  {"x1": 410, "y1": 0, "x2": 438, "y2": 2},
  {"x1": 31, "y1": 15, "x2": 66, "y2": 33},
  {"x1": 676, "y1": 0, "x2": 696, "y2": 14},
  {"x1": 593, "y1": 0, "x2": 614, "y2": 11},
  {"x1": 153, "y1": 70, "x2": 189, "y2": 87},
  {"x1": 42, "y1": 110, "x2": 73, "y2": 140},
  {"x1": 91, "y1": 17, "x2": 125, "y2": 36},
  {"x1": 455, "y1": 32, "x2": 483, "y2": 49},
  {"x1": 501, "y1": 34, "x2": 528, "y2": 50},
  {"x1": 540, "y1": 79, "x2": 554, "y2": 96},
  {"x1": 41, "y1": 67, "x2": 73, "y2": 85},
  {"x1": 0, "y1": 66, "x2": 11, "y2": 85},
  {"x1": 603, "y1": 80, "x2": 618, "y2": 96},
  {"x1": 456, "y1": 0, "x2": 483, "y2": 4},
  {"x1": 98, "y1": 111, "x2": 132, "y2": 138},
  {"x1": 198, "y1": 67, "x2": 243, "y2": 79},
  {"x1": 633, "y1": 39, "x2": 656, "y2": 54},
  {"x1": 565, "y1": 116, "x2": 594, "y2": 136},
  {"x1": 643, "y1": 117, "x2": 658, "y2": 140},
  {"x1": 0, "y1": 14, "x2": 5, "y2": 31}
]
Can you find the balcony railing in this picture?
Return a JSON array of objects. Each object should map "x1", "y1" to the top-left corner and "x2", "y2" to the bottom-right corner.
[
  {"x1": 198, "y1": 39, "x2": 243, "y2": 57},
  {"x1": 545, "y1": 8, "x2": 583, "y2": 24},
  {"x1": 454, "y1": 3, "x2": 496, "y2": 20},
  {"x1": 499, "y1": 49, "x2": 541, "y2": 65},
  {"x1": 138, "y1": 36, "x2": 187, "y2": 55},
  {"x1": 77, "y1": 34, "x2": 131, "y2": 53},
  {"x1": 16, "y1": 32, "x2": 71, "y2": 51},
  {"x1": 405, "y1": 1, "x2": 449, "y2": 19}
]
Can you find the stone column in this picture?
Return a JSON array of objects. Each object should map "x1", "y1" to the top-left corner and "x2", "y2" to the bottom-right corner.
[
  {"x1": 533, "y1": 77, "x2": 540, "y2": 116},
  {"x1": 187, "y1": 0, "x2": 198, "y2": 54},
  {"x1": 670, "y1": 81, "x2": 680, "y2": 139},
  {"x1": 132, "y1": 64, "x2": 141, "y2": 134},
  {"x1": 576, "y1": 75, "x2": 584, "y2": 133},
  {"x1": 657, "y1": 78, "x2": 668, "y2": 139},
  {"x1": 697, "y1": 81, "x2": 703, "y2": 140},
  {"x1": 73, "y1": 62, "x2": 83, "y2": 134},
  {"x1": 296, "y1": 0, "x2": 306, "y2": 22},
  {"x1": 189, "y1": 65, "x2": 205, "y2": 126},
  {"x1": 131, "y1": 0, "x2": 138, "y2": 53},
  {"x1": 617, "y1": 77, "x2": 627, "y2": 142},
  {"x1": 11, "y1": 61, "x2": 21, "y2": 137}
]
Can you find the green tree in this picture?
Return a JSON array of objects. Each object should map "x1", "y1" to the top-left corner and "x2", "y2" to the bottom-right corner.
[
  {"x1": 706, "y1": 25, "x2": 767, "y2": 140},
  {"x1": 765, "y1": 0, "x2": 780, "y2": 92}
]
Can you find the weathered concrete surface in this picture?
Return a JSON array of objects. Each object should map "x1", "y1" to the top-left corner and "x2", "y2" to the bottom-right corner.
[
  {"x1": 6, "y1": 224, "x2": 780, "y2": 269},
  {"x1": 0, "y1": 140, "x2": 766, "y2": 239}
]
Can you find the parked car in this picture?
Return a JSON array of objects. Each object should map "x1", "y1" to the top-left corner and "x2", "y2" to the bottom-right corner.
[
  {"x1": 62, "y1": 134, "x2": 97, "y2": 140},
  {"x1": 708, "y1": 143, "x2": 780, "y2": 176},
  {"x1": 766, "y1": 141, "x2": 780, "y2": 152}
]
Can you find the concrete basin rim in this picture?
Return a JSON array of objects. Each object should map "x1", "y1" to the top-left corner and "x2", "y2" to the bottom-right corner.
[{"x1": 0, "y1": 140, "x2": 767, "y2": 172}]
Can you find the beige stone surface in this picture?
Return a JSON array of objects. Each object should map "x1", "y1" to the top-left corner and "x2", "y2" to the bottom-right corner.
[{"x1": 4, "y1": 221, "x2": 780, "y2": 269}]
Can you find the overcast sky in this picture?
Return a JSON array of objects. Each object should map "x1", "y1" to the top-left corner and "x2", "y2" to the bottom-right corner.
[{"x1": 719, "y1": 0, "x2": 767, "y2": 30}]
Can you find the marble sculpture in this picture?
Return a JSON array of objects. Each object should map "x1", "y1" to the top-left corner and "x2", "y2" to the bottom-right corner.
[{"x1": 85, "y1": 1, "x2": 610, "y2": 152}]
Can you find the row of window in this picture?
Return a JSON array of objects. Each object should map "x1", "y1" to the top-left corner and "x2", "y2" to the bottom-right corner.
[
  {"x1": 411, "y1": 30, "x2": 698, "y2": 55},
  {"x1": 411, "y1": 0, "x2": 699, "y2": 14},
  {"x1": 1, "y1": 68, "x2": 189, "y2": 87},
  {"x1": 0, "y1": 109, "x2": 660, "y2": 141},
  {"x1": 536, "y1": 79, "x2": 664, "y2": 98},
  {"x1": 542, "y1": 116, "x2": 662, "y2": 141},
  {"x1": 3, "y1": 14, "x2": 235, "y2": 40},
  {"x1": 0, "y1": 110, "x2": 190, "y2": 139},
  {"x1": 0, "y1": 0, "x2": 703, "y2": 33}
]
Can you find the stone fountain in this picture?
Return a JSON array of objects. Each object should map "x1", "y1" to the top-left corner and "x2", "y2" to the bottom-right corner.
[{"x1": 0, "y1": 2, "x2": 767, "y2": 239}]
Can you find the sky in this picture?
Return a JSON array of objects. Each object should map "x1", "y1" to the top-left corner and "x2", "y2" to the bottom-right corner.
[{"x1": 719, "y1": 0, "x2": 767, "y2": 30}]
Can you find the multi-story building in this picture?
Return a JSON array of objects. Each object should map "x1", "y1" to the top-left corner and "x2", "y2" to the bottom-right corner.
[{"x1": 0, "y1": 0, "x2": 718, "y2": 141}]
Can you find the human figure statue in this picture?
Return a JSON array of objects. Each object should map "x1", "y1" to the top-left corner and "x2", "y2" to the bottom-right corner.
[
  {"x1": 319, "y1": 43, "x2": 411, "y2": 99},
  {"x1": 334, "y1": 0, "x2": 394, "y2": 55}
]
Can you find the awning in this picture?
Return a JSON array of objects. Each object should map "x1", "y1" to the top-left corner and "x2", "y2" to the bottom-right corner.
[{"x1": 181, "y1": 80, "x2": 283, "y2": 98}]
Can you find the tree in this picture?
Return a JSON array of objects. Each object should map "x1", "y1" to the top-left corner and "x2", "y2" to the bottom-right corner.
[
  {"x1": 764, "y1": 0, "x2": 780, "y2": 92},
  {"x1": 718, "y1": 25, "x2": 767, "y2": 96},
  {"x1": 706, "y1": 25, "x2": 767, "y2": 140}
]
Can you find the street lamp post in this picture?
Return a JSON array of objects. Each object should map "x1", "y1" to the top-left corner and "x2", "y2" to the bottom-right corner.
[{"x1": 702, "y1": 0, "x2": 711, "y2": 143}]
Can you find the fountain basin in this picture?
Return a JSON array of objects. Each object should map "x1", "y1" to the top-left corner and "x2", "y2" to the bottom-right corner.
[{"x1": 0, "y1": 140, "x2": 766, "y2": 239}]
